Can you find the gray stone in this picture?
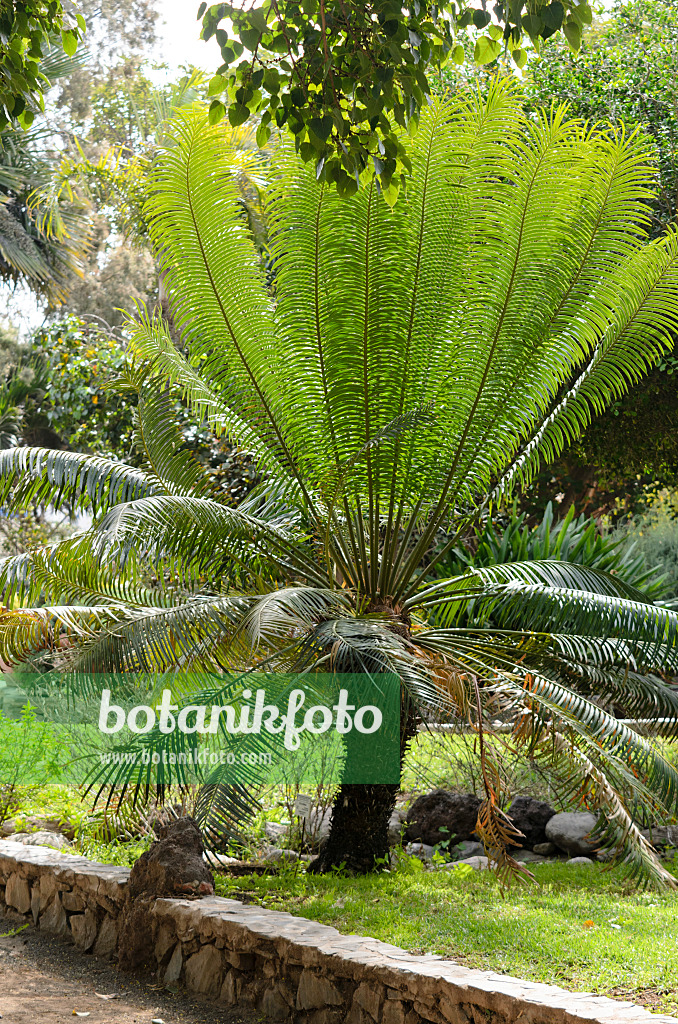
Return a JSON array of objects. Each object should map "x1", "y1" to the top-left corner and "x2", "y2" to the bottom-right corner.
[
  {"x1": 545, "y1": 812, "x2": 598, "y2": 856},
  {"x1": 448, "y1": 855, "x2": 489, "y2": 871},
  {"x1": 93, "y1": 916, "x2": 117, "y2": 958},
  {"x1": 204, "y1": 851, "x2": 241, "y2": 870},
  {"x1": 296, "y1": 970, "x2": 343, "y2": 1010},
  {"x1": 354, "y1": 981, "x2": 384, "y2": 1021},
  {"x1": 513, "y1": 850, "x2": 545, "y2": 863},
  {"x1": 641, "y1": 825, "x2": 678, "y2": 850},
  {"x1": 532, "y1": 841, "x2": 557, "y2": 856},
  {"x1": 70, "y1": 910, "x2": 98, "y2": 951},
  {"x1": 452, "y1": 841, "x2": 484, "y2": 859},
  {"x1": 405, "y1": 842, "x2": 436, "y2": 861},
  {"x1": 10, "y1": 830, "x2": 72, "y2": 851},
  {"x1": 5, "y1": 872, "x2": 31, "y2": 913},
  {"x1": 566, "y1": 856, "x2": 594, "y2": 867},
  {"x1": 40, "y1": 895, "x2": 68, "y2": 937},
  {"x1": 164, "y1": 943, "x2": 183, "y2": 985},
  {"x1": 221, "y1": 970, "x2": 242, "y2": 1005},
  {"x1": 261, "y1": 986, "x2": 291, "y2": 1020},
  {"x1": 382, "y1": 1001, "x2": 409, "y2": 1024},
  {"x1": 263, "y1": 822, "x2": 289, "y2": 843},
  {"x1": 62, "y1": 891, "x2": 85, "y2": 912},
  {"x1": 185, "y1": 943, "x2": 223, "y2": 997},
  {"x1": 30, "y1": 884, "x2": 40, "y2": 924},
  {"x1": 264, "y1": 848, "x2": 300, "y2": 864}
]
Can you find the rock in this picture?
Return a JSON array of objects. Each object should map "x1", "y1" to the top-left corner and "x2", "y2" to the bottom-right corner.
[
  {"x1": 532, "y1": 841, "x2": 557, "y2": 856},
  {"x1": 117, "y1": 817, "x2": 214, "y2": 971},
  {"x1": 62, "y1": 892, "x2": 85, "y2": 912},
  {"x1": 263, "y1": 847, "x2": 300, "y2": 864},
  {"x1": 566, "y1": 856, "x2": 594, "y2": 866},
  {"x1": 404, "y1": 791, "x2": 481, "y2": 846},
  {"x1": 405, "y1": 842, "x2": 436, "y2": 861},
  {"x1": 70, "y1": 910, "x2": 98, "y2": 951},
  {"x1": 185, "y1": 944, "x2": 223, "y2": 998},
  {"x1": 388, "y1": 812, "x2": 404, "y2": 847},
  {"x1": 93, "y1": 916, "x2": 117, "y2": 958},
  {"x1": 9, "y1": 830, "x2": 72, "y2": 851},
  {"x1": 261, "y1": 986, "x2": 290, "y2": 1020},
  {"x1": 641, "y1": 826, "x2": 678, "y2": 850},
  {"x1": 40, "y1": 895, "x2": 69, "y2": 937},
  {"x1": 163, "y1": 943, "x2": 183, "y2": 985},
  {"x1": 545, "y1": 812, "x2": 598, "y2": 856},
  {"x1": 512, "y1": 849, "x2": 545, "y2": 863},
  {"x1": 448, "y1": 855, "x2": 489, "y2": 871},
  {"x1": 507, "y1": 797, "x2": 556, "y2": 849},
  {"x1": 263, "y1": 821, "x2": 289, "y2": 843},
  {"x1": 296, "y1": 971, "x2": 343, "y2": 1010},
  {"x1": 204, "y1": 851, "x2": 240, "y2": 870},
  {"x1": 5, "y1": 873, "x2": 31, "y2": 913},
  {"x1": 451, "y1": 840, "x2": 484, "y2": 859}
]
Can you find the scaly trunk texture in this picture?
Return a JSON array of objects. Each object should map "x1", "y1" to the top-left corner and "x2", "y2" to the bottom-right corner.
[{"x1": 309, "y1": 699, "x2": 418, "y2": 874}]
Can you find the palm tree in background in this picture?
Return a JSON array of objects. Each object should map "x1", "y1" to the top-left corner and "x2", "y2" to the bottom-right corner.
[{"x1": 2, "y1": 81, "x2": 678, "y2": 882}]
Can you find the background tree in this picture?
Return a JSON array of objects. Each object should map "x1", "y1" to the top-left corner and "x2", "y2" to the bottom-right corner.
[
  {"x1": 0, "y1": 0, "x2": 86, "y2": 130},
  {"x1": 201, "y1": 0, "x2": 596, "y2": 198},
  {"x1": 517, "y1": 0, "x2": 678, "y2": 515},
  {"x1": 2, "y1": 88, "x2": 678, "y2": 885}
]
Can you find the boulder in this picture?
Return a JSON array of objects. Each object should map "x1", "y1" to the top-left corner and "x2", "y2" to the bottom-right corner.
[
  {"x1": 10, "y1": 830, "x2": 72, "y2": 851},
  {"x1": 117, "y1": 817, "x2": 214, "y2": 971},
  {"x1": 513, "y1": 849, "x2": 545, "y2": 863},
  {"x1": 405, "y1": 842, "x2": 436, "y2": 861},
  {"x1": 404, "y1": 790, "x2": 481, "y2": 846},
  {"x1": 451, "y1": 840, "x2": 484, "y2": 860},
  {"x1": 507, "y1": 797, "x2": 556, "y2": 850},
  {"x1": 532, "y1": 841, "x2": 557, "y2": 856},
  {"x1": 453, "y1": 855, "x2": 489, "y2": 871},
  {"x1": 263, "y1": 847, "x2": 300, "y2": 864},
  {"x1": 641, "y1": 826, "x2": 678, "y2": 851},
  {"x1": 566, "y1": 856, "x2": 594, "y2": 867},
  {"x1": 545, "y1": 812, "x2": 598, "y2": 856}
]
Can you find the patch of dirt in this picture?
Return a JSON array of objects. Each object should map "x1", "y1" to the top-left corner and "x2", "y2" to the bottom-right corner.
[
  {"x1": 607, "y1": 986, "x2": 677, "y2": 1016},
  {"x1": 0, "y1": 921, "x2": 255, "y2": 1024}
]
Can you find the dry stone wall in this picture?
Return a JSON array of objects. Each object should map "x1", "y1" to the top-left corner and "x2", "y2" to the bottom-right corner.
[{"x1": 0, "y1": 839, "x2": 674, "y2": 1024}]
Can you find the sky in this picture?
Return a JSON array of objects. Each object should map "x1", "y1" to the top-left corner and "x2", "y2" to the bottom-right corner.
[{"x1": 156, "y1": 1, "x2": 223, "y2": 71}]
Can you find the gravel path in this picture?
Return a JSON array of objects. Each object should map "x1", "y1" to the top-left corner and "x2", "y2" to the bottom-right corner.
[{"x1": 0, "y1": 919, "x2": 255, "y2": 1024}]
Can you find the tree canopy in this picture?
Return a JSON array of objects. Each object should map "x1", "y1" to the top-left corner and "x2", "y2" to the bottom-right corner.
[
  {"x1": 201, "y1": 0, "x2": 596, "y2": 197},
  {"x1": 0, "y1": 0, "x2": 86, "y2": 129}
]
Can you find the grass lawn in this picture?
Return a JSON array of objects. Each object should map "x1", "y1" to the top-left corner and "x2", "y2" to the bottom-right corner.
[{"x1": 214, "y1": 858, "x2": 678, "y2": 1015}]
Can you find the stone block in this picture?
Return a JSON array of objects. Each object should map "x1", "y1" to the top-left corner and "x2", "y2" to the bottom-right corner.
[
  {"x1": 185, "y1": 943, "x2": 223, "y2": 998},
  {"x1": 221, "y1": 969, "x2": 242, "y2": 1006},
  {"x1": 354, "y1": 981, "x2": 384, "y2": 1021},
  {"x1": 70, "y1": 910, "x2": 98, "y2": 951},
  {"x1": 93, "y1": 916, "x2": 118, "y2": 958},
  {"x1": 297, "y1": 970, "x2": 344, "y2": 1010},
  {"x1": 155, "y1": 924, "x2": 177, "y2": 964},
  {"x1": 261, "y1": 986, "x2": 291, "y2": 1021},
  {"x1": 62, "y1": 892, "x2": 85, "y2": 912},
  {"x1": 30, "y1": 884, "x2": 40, "y2": 924},
  {"x1": 440, "y1": 998, "x2": 471, "y2": 1024},
  {"x1": 5, "y1": 872, "x2": 30, "y2": 913},
  {"x1": 164, "y1": 943, "x2": 183, "y2": 985},
  {"x1": 40, "y1": 895, "x2": 68, "y2": 938},
  {"x1": 382, "y1": 1000, "x2": 409, "y2": 1024}
]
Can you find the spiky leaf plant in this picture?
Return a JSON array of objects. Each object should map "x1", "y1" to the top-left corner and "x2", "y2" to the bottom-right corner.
[{"x1": 3, "y1": 81, "x2": 678, "y2": 883}]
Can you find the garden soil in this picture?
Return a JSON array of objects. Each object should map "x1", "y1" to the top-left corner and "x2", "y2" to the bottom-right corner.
[{"x1": 0, "y1": 922, "x2": 254, "y2": 1024}]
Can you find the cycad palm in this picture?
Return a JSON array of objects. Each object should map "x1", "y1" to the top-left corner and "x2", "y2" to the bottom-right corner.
[{"x1": 3, "y1": 81, "x2": 678, "y2": 882}]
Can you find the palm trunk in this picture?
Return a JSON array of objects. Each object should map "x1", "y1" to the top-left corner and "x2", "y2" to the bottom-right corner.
[{"x1": 309, "y1": 697, "x2": 418, "y2": 873}]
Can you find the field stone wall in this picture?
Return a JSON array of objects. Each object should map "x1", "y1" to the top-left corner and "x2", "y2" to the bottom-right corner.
[{"x1": 0, "y1": 839, "x2": 675, "y2": 1024}]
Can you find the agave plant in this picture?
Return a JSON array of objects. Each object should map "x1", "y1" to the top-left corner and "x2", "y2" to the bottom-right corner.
[{"x1": 3, "y1": 80, "x2": 678, "y2": 883}]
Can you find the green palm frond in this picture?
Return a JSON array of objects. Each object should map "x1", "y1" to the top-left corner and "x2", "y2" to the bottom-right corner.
[{"x1": 0, "y1": 447, "x2": 159, "y2": 515}]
